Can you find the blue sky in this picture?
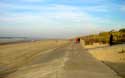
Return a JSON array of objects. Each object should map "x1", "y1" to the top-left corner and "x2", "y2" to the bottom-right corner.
[{"x1": 0, "y1": 0, "x2": 125, "y2": 38}]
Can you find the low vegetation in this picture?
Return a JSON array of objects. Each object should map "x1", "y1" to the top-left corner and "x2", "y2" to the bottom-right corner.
[{"x1": 81, "y1": 28, "x2": 125, "y2": 45}]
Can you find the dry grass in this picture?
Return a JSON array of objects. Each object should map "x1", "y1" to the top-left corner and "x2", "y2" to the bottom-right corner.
[{"x1": 80, "y1": 39, "x2": 109, "y2": 49}]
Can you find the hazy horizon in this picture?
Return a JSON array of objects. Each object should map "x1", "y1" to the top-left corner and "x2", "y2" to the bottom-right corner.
[{"x1": 0, "y1": 0, "x2": 125, "y2": 38}]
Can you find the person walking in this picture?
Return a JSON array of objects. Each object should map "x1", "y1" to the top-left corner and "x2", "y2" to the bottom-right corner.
[{"x1": 109, "y1": 34, "x2": 113, "y2": 46}]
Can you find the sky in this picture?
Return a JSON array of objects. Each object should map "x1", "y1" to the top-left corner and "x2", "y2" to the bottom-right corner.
[{"x1": 0, "y1": 0, "x2": 125, "y2": 38}]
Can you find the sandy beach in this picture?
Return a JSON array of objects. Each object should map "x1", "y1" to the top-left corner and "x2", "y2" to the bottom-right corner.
[
  {"x1": 0, "y1": 40, "x2": 68, "y2": 78},
  {"x1": 88, "y1": 44, "x2": 125, "y2": 78}
]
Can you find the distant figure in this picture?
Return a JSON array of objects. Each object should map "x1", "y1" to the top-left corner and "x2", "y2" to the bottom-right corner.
[
  {"x1": 75, "y1": 38, "x2": 80, "y2": 43},
  {"x1": 109, "y1": 34, "x2": 113, "y2": 46}
]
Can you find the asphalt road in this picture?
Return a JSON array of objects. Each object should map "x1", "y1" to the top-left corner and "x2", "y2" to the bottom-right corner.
[{"x1": 6, "y1": 43, "x2": 121, "y2": 78}]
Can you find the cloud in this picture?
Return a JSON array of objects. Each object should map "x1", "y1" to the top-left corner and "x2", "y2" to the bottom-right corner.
[
  {"x1": 80, "y1": 0, "x2": 106, "y2": 3},
  {"x1": 0, "y1": 3, "x2": 100, "y2": 38},
  {"x1": 120, "y1": 5, "x2": 125, "y2": 12},
  {"x1": 0, "y1": 4, "x2": 86, "y2": 19},
  {"x1": 83, "y1": 5, "x2": 108, "y2": 12},
  {"x1": 0, "y1": 3, "x2": 109, "y2": 27},
  {"x1": 0, "y1": 1, "x2": 110, "y2": 13},
  {"x1": 0, "y1": 3, "x2": 110, "y2": 29},
  {"x1": 20, "y1": 0, "x2": 43, "y2": 2},
  {"x1": 56, "y1": 0, "x2": 108, "y2": 5},
  {"x1": 0, "y1": 0, "x2": 124, "y2": 38}
]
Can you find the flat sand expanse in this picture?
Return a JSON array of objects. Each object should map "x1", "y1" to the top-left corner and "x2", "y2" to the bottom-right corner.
[
  {"x1": 0, "y1": 40, "x2": 68, "y2": 78},
  {"x1": 0, "y1": 40, "x2": 123, "y2": 78},
  {"x1": 88, "y1": 44, "x2": 125, "y2": 78},
  {"x1": 1, "y1": 43, "x2": 121, "y2": 78}
]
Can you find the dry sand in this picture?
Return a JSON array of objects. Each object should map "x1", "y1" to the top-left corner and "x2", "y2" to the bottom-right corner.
[
  {"x1": 1, "y1": 43, "x2": 121, "y2": 78},
  {"x1": 0, "y1": 40, "x2": 124, "y2": 78},
  {"x1": 87, "y1": 44, "x2": 125, "y2": 78},
  {"x1": 0, "y1": 40, "x2": 68, "y2": 78}
]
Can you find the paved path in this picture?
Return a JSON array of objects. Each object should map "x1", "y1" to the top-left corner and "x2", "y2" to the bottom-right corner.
[
  {"x1": 6, "y1": 43, "x2": 121, "y2": 78},
  {"x1": 55, "y1": 44, "x2": 121, "y2": 78}
]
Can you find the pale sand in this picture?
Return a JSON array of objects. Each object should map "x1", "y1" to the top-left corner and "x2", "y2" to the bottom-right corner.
[
  {"x1": 87, "y1": 44, "x2": 125, "y2": 78},
  {"x1": 4, "y1": 43, "x2": 121, "y2": 78},
  {"x1": 0, "y1": 40, "x2": 68, "y2": 77}
]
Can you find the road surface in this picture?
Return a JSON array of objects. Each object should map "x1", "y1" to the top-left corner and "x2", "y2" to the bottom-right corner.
[{"x1": 6, "y1": 43, "x2": 121, "y2": 78}]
